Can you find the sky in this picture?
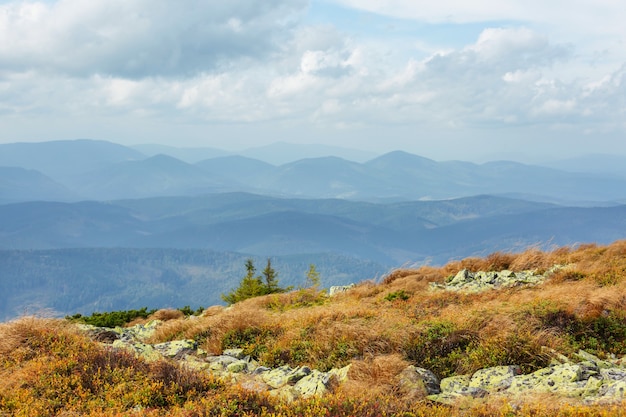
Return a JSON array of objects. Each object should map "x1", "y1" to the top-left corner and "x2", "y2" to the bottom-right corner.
[{"x1": 1, "y1": 0, "x2": 625, "y2": 162}]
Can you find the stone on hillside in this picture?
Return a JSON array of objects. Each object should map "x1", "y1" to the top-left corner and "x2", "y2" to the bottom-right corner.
[
  {"x1": 507, "y1": 363, "x2": 587, "y2": 397},
  {"x1": 328, "y1": 365, "x2": 351, "y2": 383},
  {"x1": 269, "y1": 386, "x2": 300, "y2": 402},
  {"x1": 206, "y1": 355, "x2": 239, "y2": 371},
  {"x1": 153, "y1": 339, "x2": 197, "y2": 358},
  {"x1": 121, "y1": 320, "x2": 162, "y2": 341},
  {"x1": 227, "y1": 360, "x2": 249, "y2": 373},
  {"x1": 427, "y1": 387, "x2": 489, "y2": 405},
  {"x1": 329, "y1": 284, "x2": 355, "y2": 296},
  {"x1": 223, "y1": 348, "x2": 245, "y2": 359},
  {"x1": 601, "y1": 368, "x2": 626, "y2": 381},
  {"x1": 469, "y1": 365, "x2": 521, "y2": 392},
  {"x1": 112, "y1": 339, "x2": 161, "y2": 362},
  {"x1": 576, "y1": 350, "x2": 615, "y2": 369},
  {"x1": 262, "y1": 365, "x2": 312, "y2": 389},
  {"x1": 181, "y1": 356, "x2": 212, "y2": 371},
  {"x1": 294, "y1": 370, "x2": 334, "y2": 398},
  {"x1": 440, "y1": 374, "x2": 471, "y2": 393},
  {"x1": 448, "y1": 269, "x2": 471, "y2": 286},
  {"x1": 595, "y1": 380, "x2": 626, "y2": 402},
  {"x1": 397, "y1": 366, "x2": 440, "y2": 396},
  {"x1": 240, "y1": 378, "x2": 271, "y2": 393}
]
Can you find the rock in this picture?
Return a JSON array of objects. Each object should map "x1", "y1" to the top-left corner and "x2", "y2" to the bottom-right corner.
[
  {"x1": 206, "y1": 355, "x2": 239, "y2": 371},
  {"x1": 328, "y1": 365, "x2": 351, "y2": 383},
  {"x1": 240, "y1": 378, "x2": 271, "y2": 393},
  {"x1": 111, "y1": 340, "x2": 161, "y2": 362},
  {"x1": 600, "y1": 368, "x2": 626, "y2": 381},
  {"x1": 223, "y1": 348, "x2": 245, "y2": 359},
  {"x1": 440, "y1": 374, "x2": 471, "y2": 393},
  {"x1": 469, "y1": 365, "x2": 521, "y2": 392},
  {"x1": 575, "y1": 350, "x2": 615, "y2": 369},
  {"x1": 427, "y1": 387, "x2": 488, "y2": 405},
  {"x1": 153, "y1": 339, "x2": 197, "y2": 358},
  {"x1": 329, "y1": 284, "x2": 355, "y2": 296},
  {"x1": 397, "y1": 365, "x2": 440, "y2": 396},
  {"x1": 121, "y1": 320, "x2": 162, "y2": 341},
  {"x1": 596, "y1": 380, "x2": 626, "y2": 401},
  {"x1": 294, "y1": 370, "x2": 334, "y2": 398},
  {"x1": 262, "y1": 365, "x2": 312, "y2": 389},
  {"x1": 433, "y1": 268, "x2": 555, "y2": 293},
  {"x1": 227, "y1": 360, "x2": 249, "y2": 373},
  {"x1": 269, "y1": 386, "x2": 300, "y2": 402}
]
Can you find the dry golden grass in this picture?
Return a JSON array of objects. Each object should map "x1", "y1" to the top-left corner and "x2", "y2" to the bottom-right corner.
[{"x1": 6, "y1": 241, "x2": 626, "y2": 415}]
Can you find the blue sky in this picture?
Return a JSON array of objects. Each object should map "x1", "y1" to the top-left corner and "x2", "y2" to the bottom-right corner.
[{"x1": 1, "y1": 0, "x2": 625, "y2": 162}]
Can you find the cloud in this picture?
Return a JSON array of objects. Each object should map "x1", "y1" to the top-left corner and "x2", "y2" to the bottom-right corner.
[
  {"x1": 1, "y1": 1, "x2": 625, "y2": 147},
  {"x1": 0, "y1": 0, "x2": 307, "y2": 78}
]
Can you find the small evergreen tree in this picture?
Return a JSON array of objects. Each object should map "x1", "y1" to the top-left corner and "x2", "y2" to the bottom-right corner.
[
  {"x1": 305, "y1": 264, "x2": 321, "y2": 288},
  {"x1": 221, "y1": 258, "x2": 289, "y2": 305},
  {"x1": 262, "y1": 258, "x2": 280, "y2": 293},
  {"x1": 221, "y1": 258, "x2": 264, "y2": 305}
]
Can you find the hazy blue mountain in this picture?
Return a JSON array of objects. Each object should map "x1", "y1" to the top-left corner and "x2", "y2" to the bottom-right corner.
[
  {"x1": 112, "y1": 193, "x2": 552, "y2": 231},
  {"x1": 124, "y1": 210, "x2": 412, "y2": 264},
  {"x1": 239, "y1": 141, "x2": 379, "y2": 164},
  {"x1": 0, "y1": 201, "x2": 145, "y2": 249},
  {"x1": 0, "y1": 193, "x2": 617, "y2": 266},
  {"x1": 131, "y1": 144, "x2": 231, "y2": 163},
  {"x1": 421, "y1": 205, "x2": 626, "y2": 261},
  {"x1": 545, "y1": 154, "x2": 626, "y2": 178},
  {"x1": 363, "y1": 151, "x2": 626, "y2": 202},
  {"x1": 0, "y1": 167, "x2": 78, "y2": 204},
  {"x1": 66, "y1": 154, "x2": 239, "y2": 200},
  {"x1": 3, "y1": 139, "x2": 626, "y2": 203},
  {"x1": 0, "y1": 139, "x2": 144, "y2": 179},
  {"x1": 195, "y1": 156, "x2": 276, "y2": 186},
  {"x1": 0, "y1": 248, "x2": 385, "y2": 321},
  {"x1": 252, "y1": 156, "x2": 390, "y2": 199}
]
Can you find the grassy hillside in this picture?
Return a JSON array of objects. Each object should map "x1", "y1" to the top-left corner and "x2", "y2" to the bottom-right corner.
[{"x1": 2, "y1": 241, "x2": 626, "y2": 415}]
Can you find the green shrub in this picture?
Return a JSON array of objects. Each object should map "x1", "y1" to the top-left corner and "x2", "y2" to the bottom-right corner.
[
  {"x1": 384, "y1": 290, "x2": 410, "y2": 302},
  {"x1": 66, "y1": 307, "x2": 157, "y2": 328}
]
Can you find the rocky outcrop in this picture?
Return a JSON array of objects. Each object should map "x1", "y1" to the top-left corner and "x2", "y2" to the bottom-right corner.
[
  {"x1": 329, "y1": 284, "x2": 355, "y2": 296},
  {"x1": 430, "y1": 267, "x2": 563, "y2": 293},
  {"x1": 80, "y1": 320, "x2": 349, "y2": 401},
  {"x1": 428, "y1": 351, "x2": 626, "y2": 405},
  {"x1": 79, "y1": 320, "x2": 626, "y2": 405}
]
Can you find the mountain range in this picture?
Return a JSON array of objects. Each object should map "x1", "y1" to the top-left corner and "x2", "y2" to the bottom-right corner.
[
  {"x1": 2, "y1": 139, "x2": 626, "y2": 319},
  {"x1": 2, "y1": 139, "x2": 626, "y2": 204}
]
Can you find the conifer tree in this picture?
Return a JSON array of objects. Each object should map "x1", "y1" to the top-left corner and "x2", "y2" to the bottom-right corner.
[{"x1": 305, "y1": 264, "x2": 321, "y2": 288}]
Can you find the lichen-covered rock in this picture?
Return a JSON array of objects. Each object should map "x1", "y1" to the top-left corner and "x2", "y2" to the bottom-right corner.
[
  {"x1": 427, "y1": 386, "x2": 489, "y2": 405},
  {"x1": 262, "y1": 365, "x2": 312, "y2": 389},
  {"x1": 440, "y1": 374, "x2": 471, "y2": 393},
  {"x1": 111, "y1": 339, "x2": 161, "y2": 362},
  {"x1": 329, "y1": 284, "x2": 355, "y2": 296},
  {"x1": 575, "y1": 350, "x2": 615, "y2": 370},
  {"x1": 227, "y1": 360, "x2": 249, "y2": 373},
  {"x1": 469, "y1": 365, "x2": 521, "y2": 392},
  {"x1": 432, "y1": 267, "x2": 562, "y2": 293},
  {"x1": 397, "y1": 365, "x2": 440, "y2": 396},
  {"x1": 595, "y1": 380, "x2": 626, "y2": 402},
  {"x1": 206, "y1": 355, "x2": 239, "y2": 371},
  {"x1": 153, "y1": 339, "x2": 197, "y2": 358},
  {"x1": 328, "y1": 365, "x2": 351, "y2": 383},
  {"x1": 294, "y1": 370, "x2": 333, "y2": 398},
  {"x1": 223, "y1": 348, "x2": 245, "y2": 359}
]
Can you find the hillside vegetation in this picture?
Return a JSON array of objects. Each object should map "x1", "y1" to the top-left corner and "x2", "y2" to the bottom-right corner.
[{"x1": 2, "y1": 241, "x2": 626, "y2": 416}]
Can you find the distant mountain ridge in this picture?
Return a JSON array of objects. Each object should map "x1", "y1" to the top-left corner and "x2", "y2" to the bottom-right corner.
[
  {"x1": 3, "y1": 139, "x2": 626, "y2": 321},
  {"x1": 2, "y1": 193, "x2": 623, "y2": 266},
  {"x1": 2, "y1": 139, "x2": 626, "y2": 204}
]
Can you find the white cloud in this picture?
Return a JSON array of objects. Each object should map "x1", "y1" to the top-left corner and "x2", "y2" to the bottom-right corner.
[
  {"x1": 0, "y1": 0, "x2": 307, "y2": 78},
  {"x1": 1, "y1": 1, "x2": 626, "y2": 156}
]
